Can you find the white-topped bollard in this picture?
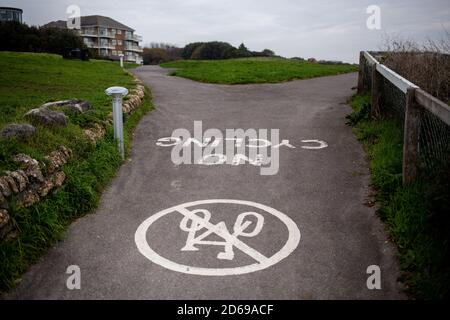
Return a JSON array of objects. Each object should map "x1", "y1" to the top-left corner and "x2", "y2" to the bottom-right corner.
[
  {"x1": 105, "y1": 86, "x2": 128, "y2": 159},
  {"x1": 119, "y1": 54, "x2": 124, "y2": 68}
]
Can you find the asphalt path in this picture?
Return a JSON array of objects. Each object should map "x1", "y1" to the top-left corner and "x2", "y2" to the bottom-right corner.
[{"x1": 5, "y1": 66, "x2": 404, "y2": 299}]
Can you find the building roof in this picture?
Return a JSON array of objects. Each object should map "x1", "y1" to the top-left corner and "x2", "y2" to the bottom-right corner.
[
  {"x1": 43, "y1": 15, "x2": 135, "y2": 31},
  {"x1": 0, "y1": 7, "x2": 23, "y2": 13},
  {"x1": 43, "y1": 20, "x2": 66, "y2": 29}
]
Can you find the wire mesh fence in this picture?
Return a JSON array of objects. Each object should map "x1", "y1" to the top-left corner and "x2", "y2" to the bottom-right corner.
[
  {"x1": 360, "y1": 53, "x2": 374, "y2": 92},
  {"x1": 418, "y1": 106, "x2": 450, "y2": 176},
  {"x1": 358, "y1": 51, "x2": 450, "y2": 183},
  {"x1": 380, "y1": 76, "x2": 407, "y2": 122}
]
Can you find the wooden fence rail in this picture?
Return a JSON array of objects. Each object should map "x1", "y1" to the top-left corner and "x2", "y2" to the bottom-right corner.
[{"x1": 358, "y1": 51, "x2": 450, "y2": 184}]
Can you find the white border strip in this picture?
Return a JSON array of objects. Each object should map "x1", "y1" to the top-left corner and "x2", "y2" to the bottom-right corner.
[
  {"x1": 363, "y1": 51, "x2": 379, "y2": 66},
  {"x1": 376, "y1": 63, "x2": 419, "y2": 94},
  {"x1": 416, "y1": 89, "x2": 450, "y2": 126},
  {"x1": 363, "y1": 51, "x2": 449, "y2": 126}
]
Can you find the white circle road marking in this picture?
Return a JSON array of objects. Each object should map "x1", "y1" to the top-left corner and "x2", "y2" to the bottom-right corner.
[
  {"x1": 135, "y1": 199, "x2": 301, "y2": 276},
  {"x1": 300, "y1": 140, "x2": 328, "y2": 149}
]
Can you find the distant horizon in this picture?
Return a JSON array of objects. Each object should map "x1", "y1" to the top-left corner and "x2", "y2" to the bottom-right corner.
[{"x1": 2, "y1": 0, "x2": 449, "y2": 63}]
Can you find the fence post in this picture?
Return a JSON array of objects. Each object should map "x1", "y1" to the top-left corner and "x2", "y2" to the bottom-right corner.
[
  {"x1": 402, "y1": 87, "x2": 421, "y2": 185},
  {"x1": 357, "y1": 51, "x2": 364, "y2": 93},
  {"x1": 371, "y1": 66, "x2": 382, "y2": 119}
]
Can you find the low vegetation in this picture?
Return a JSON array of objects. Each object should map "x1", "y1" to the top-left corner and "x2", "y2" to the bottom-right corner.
[
  {"x1": 380, "y1": 33, "x2": 450, "y2": 103},
  {"x1": 142, "y1": 41, "x2": 276, "y2": 65},
  {"x1": 143, "y1": 43, "x2": 182, "y2": 65},
  {"x1": 348, "y1": 93, "x2": 450, "y2": 299},
  {"x1": 180, "y1": 41, "x2": 274, "y2": 60},
  {"x1": 161, "y1": 57, "x2": 358, "y2": 84},
  {"x1": 0, "y1": 52, "x2": 153, "y2": 290}
]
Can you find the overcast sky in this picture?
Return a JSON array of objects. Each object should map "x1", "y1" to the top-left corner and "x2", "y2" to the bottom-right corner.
[{"x1": 3, "y1": 0, "x2": 449, "y2": 62}]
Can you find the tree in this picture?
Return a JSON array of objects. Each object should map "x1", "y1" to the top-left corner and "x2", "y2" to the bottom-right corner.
[
  {"x1": 142, "y1": 48, "x2": 170, "y2": 65},
  {"x1": 238, "y1": 43, "x2": 248, "y2": 51},
  {"x1": 186, "y1": 41, "x2": 236, "y2": 60},
  {"x1": 143, "y1": 42, "x2": 182, "y2": 63},
  {"x1": 0, "y1": 21, "x2": 85, "y2": 55},
  {"x1": 262, "y1": 49, "x2": 275, "y2": 56},
  {"x1": 181, "y1": 42, "x2": 205, "y2": 59},
  {"x1": 180, "y1": 41, "x2": 276, "y2": 60}
]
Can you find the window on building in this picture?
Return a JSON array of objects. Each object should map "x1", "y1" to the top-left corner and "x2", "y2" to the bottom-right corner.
[
  {"x1": 111, "y1": 29, "x2": 116, "y2": 36},
  {"x1": 100, "y1": 38, "x2": 109, "y2": 47},
  {"x1": 0, "y1": 10, "x2": 12, "y2": 21},
  {"x1": 125, "y1": 31, "x2": 132, "y2": 39},
  {"x1": 112, "y1": 39, "x2": 117, "y2": 46},
  {"x1": 118, "y1": 40, "x2": 122, "y2": 45},
  {"x1": 117, "y1": 29, "x2": 122, "y2": 35},
  {"x1": 112, "y1": 50, "x2": 117, "y2": 55},
  {"x1": 13, "y1": 11, "x2": 20, "y2": 22},
  {"x1": 118, "y1": 51, "x2": 122, "y2": 55}
]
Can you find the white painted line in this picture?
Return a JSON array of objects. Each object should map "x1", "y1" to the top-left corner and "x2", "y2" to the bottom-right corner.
[
  {"x1": 301, "y1": 140, "x2": 328, "y2": 150},
  {"x1": 135, "y1": 199, "x2": 301, "y2": 276}
]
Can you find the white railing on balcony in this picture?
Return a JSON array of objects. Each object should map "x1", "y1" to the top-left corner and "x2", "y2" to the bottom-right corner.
[
  {"x1": 103, "y1": 33, "x2": 115, "y2": 38},
  {"x1": 125, "y1": 34, "x2": 143, "y2": 42},
  {"x1": 125, "y1": 45, "x2": 143, "y2": 52},
  {"x1": 80, "y1": 29, "x2": 98, "y2": 37}
]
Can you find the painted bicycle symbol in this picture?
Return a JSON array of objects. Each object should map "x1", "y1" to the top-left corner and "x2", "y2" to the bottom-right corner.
[
  {"x1": 135, "y1": 199, "x2": 301, "y2": 276},
  {"x1": 180, "y1": 209, "x2": 264, "y2": 261}
]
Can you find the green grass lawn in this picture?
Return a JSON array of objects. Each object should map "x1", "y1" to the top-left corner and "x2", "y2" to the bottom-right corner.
[
  {"x1": 124, "y1": 62, "x2": 140, "y2": 69},
  {"x1": 0, "y1": 52, "x2": 140, "y2": 173},
  {"x1": 161, "y1": 58, "x2": 358, "y2": 84},
  {"x1": 348, "y1": 93, "x2": 450, "y2": 299},
  {"x1": 0, "y1": 52, "x2": 136, "y2": 127},
  {"x1": 0, "y1": 52, "x2": 153, "y2": 291}
]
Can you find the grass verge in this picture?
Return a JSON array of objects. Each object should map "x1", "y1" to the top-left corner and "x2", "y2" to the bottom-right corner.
[
  {"x1": 161, "y1": 57, "x2": 358, "y2": 84},
  {"x1": 0, "y1": 52, "x2": 153, "y2": 291},
  {"x1": 348, "y1": 93, "x2": 450, "y2": 299}
]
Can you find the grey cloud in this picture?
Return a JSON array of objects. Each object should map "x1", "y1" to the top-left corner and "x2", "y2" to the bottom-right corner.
[{"x1": 3, "y1": 0, "x2": 449, "y2": 62}]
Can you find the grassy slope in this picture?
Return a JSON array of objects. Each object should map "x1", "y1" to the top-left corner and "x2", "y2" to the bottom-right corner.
[
  {"x1": 0, "y1": 52, "x2": 153, "y2": 290},
  {"x1": 0, "y1": 52, "x2": 139, "y2": 174},
  {"x1": 161, "y1": 58, "x2": 358, "y2": 84},
  {"x1": 348, "y1": 94, "x2": 450, "y2": 299}
]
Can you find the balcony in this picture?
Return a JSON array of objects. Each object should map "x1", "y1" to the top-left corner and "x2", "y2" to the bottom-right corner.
[
  {"x1": 100, "y1": 44, "x2": 116, "y2": 49},
  {"x1": 125, "y1": 45, "x2": 143, "y2": 53},
  {"x1": 87, "y1": 43, "x2": 115, "y2": 50},
  {"x1": 125, "y1": 34, "x2": 143, "y2": 42},
  {"x1": 99, "y1": 31, "x2": 115, "y2": 38},
  {"x1": 80, "y1": 30, "x2": 98, "y2": 37}
]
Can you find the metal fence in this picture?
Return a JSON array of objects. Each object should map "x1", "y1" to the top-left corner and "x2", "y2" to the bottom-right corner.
[{"x1": 358, "y1": 51, "x2": 450, "y2": 184}]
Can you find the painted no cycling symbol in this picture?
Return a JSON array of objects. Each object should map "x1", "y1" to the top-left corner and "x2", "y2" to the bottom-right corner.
[{"x1": 135, "y1": 200, "x2": 301, "y2": 276}]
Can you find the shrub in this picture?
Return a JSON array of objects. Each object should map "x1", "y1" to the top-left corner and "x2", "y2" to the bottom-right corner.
[
  {"x1": 181, "y1": 42, "x2": 205, "y2": 59},
  {"x1": 0, "y1": 21, "x2": 85, "y2": 55},
  {"x1": 381, "y1": 33, "x2": 450, "y2": 103},
  {"x1": 181, "y1": 41, "x2": 277, "y2": 60},
  {"x1": 143, "y1": 48, "x2": 170, "y2": 64},
  {"x1": 189, "y1": 41, "x2": 236, "y2": 60}
]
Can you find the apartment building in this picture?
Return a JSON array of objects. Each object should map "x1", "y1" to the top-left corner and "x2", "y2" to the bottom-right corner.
[
  {"x1": 44, "y1": 15, "x2": 143, "y2": 64},
  {"x1": 0, "y1": 7, "x2": 23, "y2": 23}
]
